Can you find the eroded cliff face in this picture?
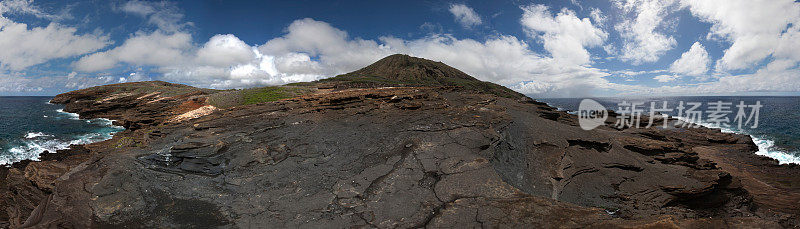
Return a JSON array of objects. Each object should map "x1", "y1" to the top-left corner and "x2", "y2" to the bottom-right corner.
[{"x1": 2, "y1": 55, "x2": 799, "y2": 228}]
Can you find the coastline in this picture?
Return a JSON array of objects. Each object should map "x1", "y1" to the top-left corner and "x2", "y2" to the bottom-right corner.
[
  {"x1": 674, "y1": 116, "x2": 800, "y2": 165},
  {"x1": 0, "y1": 103, "x2": 123, "y2": 166},
  {"x1": 2, "y1": 70, "x2": 800, "y2": 226},
  {"x1": 540, "y1": 100, "x2": 800, "y2": 165}
]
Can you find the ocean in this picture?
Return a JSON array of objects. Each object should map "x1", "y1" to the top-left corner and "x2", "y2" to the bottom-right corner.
[
  {"x1": 0, "y1": 96, "x2": 124, "y2": 165},
  {"x1": 538, "y1": 96, "x2": 800, "y2": 165}
]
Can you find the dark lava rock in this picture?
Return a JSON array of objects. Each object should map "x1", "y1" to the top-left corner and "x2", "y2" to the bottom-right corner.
[{"x1": 2, "y1": 55, "x2": 797, "y2": 228}]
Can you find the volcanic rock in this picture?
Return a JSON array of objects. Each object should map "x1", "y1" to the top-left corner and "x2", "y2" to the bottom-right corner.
[{"x1": 1, "y1": 54, "x2": 798, "y2": 228}]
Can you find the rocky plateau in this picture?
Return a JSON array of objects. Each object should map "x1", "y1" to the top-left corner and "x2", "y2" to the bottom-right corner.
[{"x1": 2, "y1": 54, "x2": 800, "y2": 228}]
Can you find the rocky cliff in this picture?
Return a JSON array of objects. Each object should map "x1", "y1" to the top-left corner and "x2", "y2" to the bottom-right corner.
[{"x1": 2, "y1": 54, "x2": 799, "y2": 228}]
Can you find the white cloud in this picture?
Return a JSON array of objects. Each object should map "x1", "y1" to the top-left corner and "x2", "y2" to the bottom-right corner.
[
  {"x1": 381, "y1": 35, "x2": 541, "y2": 85},
  {"x1": 89, "y1": 17, "x2": 617, "y2": 97},
  {"x1": 381, "y1": 34, "x2": 620, "y2": 97},
  {"x1": 0, "y1": 70, "x2": 141, "y2": 93},
  {"x1": 259, "y1": 18, "x2": 392, "y2": 75},
  {"x1": 120, "y1": 0, "x2": 156, "y2": 16},
  {"x1": 195, "y1": 34, "x2": 255, "y2": 67},
  {"x1": 589, "y1": 8, "x2": 607, "y2": 25},
  {"x1": 680, "y1": 0, "x2": 800, "y2": 71},
  {"x1": 120, "y1": 0, "x2": 188, "y2": 32},
  {"x1": 448, "y1": 4, "x2": 482, "y2": 29},
  {"x1": 653, "y1": 74, "x2": 680, "y2": 82},
  {"x1": 0, "y1": 1, "x2": 110, "y2": 70},
  {"x1": 156, "y1": 19, "x2": 394, "y2": 89},
  {"x1": 511, "y1": 81, "x2": 554, "y2": 94},
  {"x1": 613, "y1": 0, "x2": 678, "y2": 64},
  {"x1": 73, "y1": 18, "x2": 371, "y2": 89},
  {"x1": 611, "y1": 69, "x2": 666, "y2": 81},
  {"x1": 6, "y1": 0, "x2": 800, "y2": 97},
  {"x1": 75, "y1": 0, "x2": 197, "y2": 72},
  {"x1": 61, "y1": 74, "x2": 125, "y2": 89},
  {"x1": 0, "y1": 0, "x2": 68, "y2": 21},
  {"x1": 669, "y1": 42, "x2": 710, "y2": 76},
  {"x1": 640, "y1": 61, "x2": 800, "y2": 95},
  {"x1": 520, "y1": 4, "x2": 608, "y2": 65},
  {"x1": 75, "y1": 31, "x2": 192, "y2": 71},
  {"x1": 0, "y1": 72, "x2": 37, "y2": 92}
]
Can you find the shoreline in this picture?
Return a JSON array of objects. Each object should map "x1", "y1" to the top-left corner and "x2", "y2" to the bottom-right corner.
[
  {"x1": 540, "y1": 100, "x2": 800, "y2": 166},
  {"x1": 674, "y1": 116, "x2": 800, "y2": 165},
  {"x1": 3, "y1": 76, "x2": 799, "y2": 227},
  {"x1": 0, "y1": 107, "x2": 124, "y2": 166}
]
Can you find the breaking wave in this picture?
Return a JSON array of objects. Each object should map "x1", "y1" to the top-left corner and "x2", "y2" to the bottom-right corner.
[
  {"x1": 56, "y1": 109, "x2": 80, "y2": 120},
  {"x1": 675, "y1": 117, "x2": 800, "y2": 165},
  {"x1": 0, "y1": 110, "x2": 123, "y2": 166}
]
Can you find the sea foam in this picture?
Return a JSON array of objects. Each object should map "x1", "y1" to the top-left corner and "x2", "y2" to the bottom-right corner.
[
  {"x1": 675, "y1": 117, "x2": 800, "y2": 165},
  {"x1": 1, "y1": 110, "x2": 123, "y2": 166},
  {"x1": 24, "y1": 132, "x2": 53, "y2": 139},
  {"x1": 56, "y1": 109, "x2": 81, "y2": 120}
]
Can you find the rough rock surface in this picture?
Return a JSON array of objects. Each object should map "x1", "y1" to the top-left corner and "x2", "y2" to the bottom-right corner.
[{"x1": 1, "y1": 55, "x2": 798, "y2": 228}]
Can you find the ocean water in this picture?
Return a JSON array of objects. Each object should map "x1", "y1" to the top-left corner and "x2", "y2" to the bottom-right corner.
[
  {"x1": 0, "y1": 96, "x2": 124, "y2": 165},
  {"x1": 538, "y1": 96, "x2": 800, "y2": 165}
]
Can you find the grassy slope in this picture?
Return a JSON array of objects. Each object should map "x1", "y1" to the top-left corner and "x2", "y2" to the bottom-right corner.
[
  {"x1": 168, "y1": 54, "x2": 527, "y2": 108},
  {"x1": 209, "y1": 74, "x2": 522, "y2": 109},
  {"x1": 315, "y1": 74, "x2": 523, "y2": 99},
  {"x1": 206, "y1": 86, "x2": 312, "y2": 108}
]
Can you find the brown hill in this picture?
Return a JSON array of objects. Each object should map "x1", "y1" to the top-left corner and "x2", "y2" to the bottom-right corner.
[
  {"x1": 317, "y1": 54, "x2": 524, "y2": 98},
  {"x1": 342, "y1": 54, "x2": 477, "y2": 82}
]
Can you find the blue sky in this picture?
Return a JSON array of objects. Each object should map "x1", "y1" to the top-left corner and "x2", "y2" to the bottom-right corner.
[{"x1": 1, "y1": 0, "x2": 799, "y2": 97}]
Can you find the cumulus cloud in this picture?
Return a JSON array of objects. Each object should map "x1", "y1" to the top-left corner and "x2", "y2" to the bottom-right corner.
[
  {"x1": 381, "y1": 32, "x2": 626, "y2": 97},
  {"x1": 680, "y1": 0, "x2": 800, "y2": 71},
  {"x1": 380, "y1": 34, "x2": 615, "y2": 97},
  {"x1": 195, "y1": 34, "x2": 256, "y2": 67},
  {"x1": 1, "y1": 0, "x2": 49, "y2": 19},
  {"x1": 0, "y1": 1, "x2": 110, "y2": 70},
  {"x1": 448, "y1": 4, "x2": 482, "y2": 29},
  {"x1": 0, "y1": 70, "x2": 142, "y2": 93},
  {"x1": 520, "y1": 4, "x2": 608, "y2": 65},
  {"x1": 0, "y1": 72, "x2": 38, "y2": 92},
  {"x1": 120, "y1": 0, "x2": 188, "y2": 32},
  {"x1": 589, "y1": 8, "x2": 607, "y2": 25},
  {"x1": 120, "y1": 0, "x2": 156, "y2": 16},
  {"x1": 73, "y1": 0, "x2": 202, "y2": 72},
  {"x1": 613, "y1": 0, "x2": 678, "y2": 64},
  {"x1": 8, "y1": 0, "x2": 800, "y2": 97},
  {"x1": 61, "y1": 74, "x2": 131, "y2": 89},
  {"x1": 640, "y1": 62, "x2": 800, "y2": 95},
  {"x1": 669, "y1": 42, "x2": 710, "y2": 76},
  {"x1": 381, "y1": 35, "x2": 539, "y2": 85},
  {"x1": 611, "y1": 69, "x2": 666, "y2": 81},
  {"x1": 259, "y1": 18, "x2": 392, "y2": 75},
  {"x1": 653, "y1": 74, "x2": 680, "y2": 82},
  {"x1": 160, "y1": 19, "x2": 395, "y2": 89},
  {"x1": 74, "y1": 31, "x2": 192, "y2": 71},
  {"x1": 80, "y1": 16, "x2": 616, "y2": 97}
]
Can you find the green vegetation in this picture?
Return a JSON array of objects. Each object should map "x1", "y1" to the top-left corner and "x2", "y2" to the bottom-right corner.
[
  {"x1": 206, "y1": 90, "x2": 243, "y2": 108},
  {"x1": 116, "y1": 137, "x2": 135, "y2": 148},
  {"x1": 319, "y1": 74, "x2": 523, "y2": 99},
  {"x1": 319, "y1": 75, "x2": 408, "y2": 85},
  {"x1": 90, "y1": 81, "x2": 220, "y2": 97},
  {"x1": 284, "y1": 81, "x2": 319, "y2": 87},
  {"x1": 242, "y1": 87, "x2": 296, "y2": 105},
  {"x1": 206, "y1": 86, "x2": 312, "y2": 108}
]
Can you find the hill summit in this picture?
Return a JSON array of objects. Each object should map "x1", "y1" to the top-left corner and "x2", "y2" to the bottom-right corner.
[
  {"x1": 320, "y1": 54, "x2": 524, "y2": 98},
  {"x1": 342, "y1": 54, "x2": 477, "y2": 82}
]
